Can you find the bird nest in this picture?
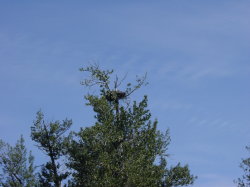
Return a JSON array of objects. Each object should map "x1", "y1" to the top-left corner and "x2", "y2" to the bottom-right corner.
[{"x1": 105, "y1": 90, "x2": 126, "y2": 102}]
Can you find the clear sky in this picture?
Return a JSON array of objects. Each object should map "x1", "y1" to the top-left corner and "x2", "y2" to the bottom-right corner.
[{"x1": 0, "y1": 1, "x2": 249, "y2": 186}]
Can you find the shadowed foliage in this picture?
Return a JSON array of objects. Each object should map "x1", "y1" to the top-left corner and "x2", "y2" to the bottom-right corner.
[
  {"x1": 31, "y1": 111, "x2": 72, "y2": 187},
  {"x1": 236, "y1": 145, "x2": 250, "y2": 187},
  {"x1": 0, "y1": 136, "x2": 37, "y2": 187}
]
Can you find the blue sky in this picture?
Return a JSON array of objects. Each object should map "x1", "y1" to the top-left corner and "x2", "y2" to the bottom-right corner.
[{"x1": 0, "y1": 1, "x2": 250, "y2": 186}]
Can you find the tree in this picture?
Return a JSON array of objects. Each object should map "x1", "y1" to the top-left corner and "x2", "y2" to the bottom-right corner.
[
  {"x1": 0, "y1": 136, "x2": 37, "y2": 187},
  {"x1": 236, "y1": 145, "x2": 250, "y2": 187},
  {"x1": 66, "y1": 65, "x2": 196, "y2": 186},
  {"x1": 31, "y1": 111, "x2": 72, "y2": 187}
]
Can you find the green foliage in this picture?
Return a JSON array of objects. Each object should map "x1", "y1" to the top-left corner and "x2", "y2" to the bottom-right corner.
[
  {"x1": 31, "y1": 111, "x2": 72, "y2": 187},
  {"x1": 0, "y1": 136, "x2": 37, "y2": 187},
  {"x1": 164, "y1": 163, "x2": 196, "y2": 186},
  {"x1": 236, "y1": 146, "x2": 250, "y2": 187},
  {"x1": 66, "y1": 65, "x2": 196, "y2": 187}
]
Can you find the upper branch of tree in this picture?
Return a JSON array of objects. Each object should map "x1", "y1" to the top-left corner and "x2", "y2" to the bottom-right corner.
[
  {"x1": 79, "y1": 64, "x2": 113, "y2": 91},
  {"x1": 80, "y1": 64, "x2": 148, "y2": 101}
]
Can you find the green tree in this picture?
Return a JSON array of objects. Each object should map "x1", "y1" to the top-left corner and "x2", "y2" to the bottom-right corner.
[
  {"x1": 236, "y1": 145, "x2": 250, "y2": 187},
  {"x1": 0, "y1": 136, "x2": 37, "y2": 187},
  {"x1": 31, "y1": 111, "x2": 72, "y2": 187},
  {"x1": 66, "y1": 65, "x2": 196, "y2": 187}
]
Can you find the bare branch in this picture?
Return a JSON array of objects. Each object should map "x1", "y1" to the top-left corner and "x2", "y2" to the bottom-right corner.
[{"x1": 125, "y1": 72, "x2": 148, "y2": 97}]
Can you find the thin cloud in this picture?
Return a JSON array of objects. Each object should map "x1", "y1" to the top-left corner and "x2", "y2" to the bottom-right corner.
[
  {"x1": 187, "y1": 117, "x2": 233, "y2": 130},
  {"x1": 151, "y1": 99, "x2": 192, "y2": 111},
  {"x1": 193, "y1": 174, "x2": 235, "y2": 187},
  {"x1": 154, "y1": 60, "x2": 238, "y2": 83}
]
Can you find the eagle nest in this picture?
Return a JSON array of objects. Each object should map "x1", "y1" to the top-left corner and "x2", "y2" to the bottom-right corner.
[{"x1": 105, "y1": 90, "x2": 126, "y2": 102}]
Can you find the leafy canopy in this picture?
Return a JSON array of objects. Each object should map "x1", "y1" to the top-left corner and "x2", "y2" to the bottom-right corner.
[
  {"x1": 66, "y1": 65, "x2": 196, "y2": 187},
  {"x1": 236, "y1": 145, "x2": 250, "y2": 187},
  {"x1": 31, "y1": 111, "x2": 72, "y2": 187},
  {"x1": 0, "y1": 136, "x2": 37, "y2": 187}
]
